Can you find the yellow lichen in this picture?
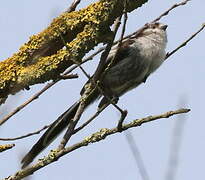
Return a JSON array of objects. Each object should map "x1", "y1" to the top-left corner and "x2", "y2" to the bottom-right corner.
[{"x1": 0, "y1": 0, "x2": 148, "y2": 100}]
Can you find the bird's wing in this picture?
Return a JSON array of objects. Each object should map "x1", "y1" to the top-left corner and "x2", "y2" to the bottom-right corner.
[{"x1": 80, "y1": 38, "x2": 136, "y2": 96}]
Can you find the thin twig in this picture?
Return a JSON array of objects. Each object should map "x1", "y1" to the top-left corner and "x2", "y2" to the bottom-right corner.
[
  {"x1": 66, "y1": 0, "x2": 81, "y2": 12},
  {"x1": 57, "y1": 32, "x2": 92, "y2": 149},
  {"x1": 0, "y1": 125, "x2": 50, "y2": 141},
  {"x1": 58, "y1": 101, "x2": 86, "y2": 149},
  {"x1": 58, "y1": 74, "x2": 78, "y2": 80},
  {"x1": 73, "y1": 103, "x2": 109, "y2": 134},
  {"x1": 115, "y1": 4, "x2": 129, "y2": 131},
  {"x1": 0, "y1": 51, "x2": 100, "y2": 125},
  {"x1": 165, "y1": 23, "x2": 205, "y2": 59},
  {"x1": 57, "y1": 26, "x2": 115, "y2": 149},
  {"x1": 0, "y1": 83, "x2": 54, "y2": 126},
  {"x1": 152, "y1": 0, "x2": 190, "y2": 22},
  {"x1": 74, "y1": 16, "x2": 127, "y2": 129},
  {"x1": 117, "y1": 0, "x2": 191, "y2": 42},
  {"x1": 125, "y1": 131, "x2": 150, "y2": 180},
  {"x1": 92, "y1": 13, "x2": 129, "y2": 124},
  {"x1": 92, "y1": 16, "x2": 122, "y2": 82},
  {"x1": 4, "y1": 108, "x2": 190, "y2": 180},
  {"x1": 0, "y1": 73, "x2": 78, "y2": 126}
]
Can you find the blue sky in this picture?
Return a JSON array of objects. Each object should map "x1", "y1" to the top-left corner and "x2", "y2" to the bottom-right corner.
[{"x1": 0, "y1": 0, "x2": 204, "y2": 179}]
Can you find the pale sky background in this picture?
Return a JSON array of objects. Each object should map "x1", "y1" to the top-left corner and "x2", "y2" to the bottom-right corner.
[{"x1": 0, "y1": 0, "x2": 204, "y2": 180}]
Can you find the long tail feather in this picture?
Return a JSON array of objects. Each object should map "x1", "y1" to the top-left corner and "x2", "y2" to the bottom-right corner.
[{"x1": 21, "y1": 101, "x2": 79, "y2": 168}]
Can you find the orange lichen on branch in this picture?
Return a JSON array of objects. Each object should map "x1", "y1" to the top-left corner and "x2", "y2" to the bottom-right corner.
[{"x1": 0, "y1": 0, "x2": 148, "y2": 102}]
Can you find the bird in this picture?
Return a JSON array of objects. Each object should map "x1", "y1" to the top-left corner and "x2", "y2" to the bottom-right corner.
[{"x1": 21, "y1": 22, "x2": 168, "y2": 168}]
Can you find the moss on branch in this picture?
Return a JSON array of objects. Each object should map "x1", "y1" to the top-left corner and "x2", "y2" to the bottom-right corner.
[{"x1": 0, "y1": 0, "x2": 148, "y2": 101}]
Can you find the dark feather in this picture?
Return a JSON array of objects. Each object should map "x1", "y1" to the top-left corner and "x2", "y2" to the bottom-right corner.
[{"x1": 21, "y1": 102, "x2": 80, "y2": 168}]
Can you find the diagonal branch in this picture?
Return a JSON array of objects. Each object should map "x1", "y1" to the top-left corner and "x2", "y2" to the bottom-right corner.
[
  {"x1": 58, "y1": 101, "x2": 86, "y2": 149},
  {"x1": 73, "y1": 103, "x2": 109, "y2": 134},
  {"x1": 66, "y1": 0, "x2": 82, "y2": 12},
  {"x1": 152, "y1": 0, "x2": 190, "y2": 22},
  {"x1": 165, "y1": 23, "x2": 205, "y2": 59},
  {"x1": 0, "y1": 74, "x2": 78, "y2": 126},
  {"x1": 3, "y1": 108, "x2": 190, "y2": 180},
  {"x1": 0, "y1": 0, "x2": 148, "y2": 103}
]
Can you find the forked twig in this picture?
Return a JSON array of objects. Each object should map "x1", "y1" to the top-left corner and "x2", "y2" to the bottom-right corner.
[{"x1": 73, "y1": 103, "x2": 109, "y2": 134}]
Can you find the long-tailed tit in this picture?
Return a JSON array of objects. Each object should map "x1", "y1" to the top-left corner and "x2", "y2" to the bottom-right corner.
[{"x1": 21, "y1": 22, "x2": 168, "y2": 168}]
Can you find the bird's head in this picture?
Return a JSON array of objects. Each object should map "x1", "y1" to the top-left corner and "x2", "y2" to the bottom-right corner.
[
  {"x1": 140, "y1": 22, "x2": 167, "y2": 41},
  {"x1": 133, "y1": 22, "x2": 168, "y2": 46},
  {"x1": 143, "y1": 22, "x2": 167, "y2": 34}
]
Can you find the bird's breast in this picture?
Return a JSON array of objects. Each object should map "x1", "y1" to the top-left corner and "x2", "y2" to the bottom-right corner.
[{"x1": 102, "y1": 37, "x2": 166, "y2": 96}]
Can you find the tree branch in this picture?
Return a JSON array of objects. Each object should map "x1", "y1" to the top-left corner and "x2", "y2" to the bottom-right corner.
[
  {"x1": 66, "y1": 0, "x2": 82, "y2": 12},
  {"x1": 166, "y1": 23, "x2": 205, "y2": 59},
  {"x1": 152, "y1": 0, "x2": 190, "y2": 22},
  {"x1": 3, "y1": 108, "x2": 190, "y2": 180},
  {"x1": 0, "y1": 0, "x2": 148, "y2": 103},
  {"x1": 0, "y1": 144, "x2": 15, "y2": 153},
  {"x1": 0, "y1": 125, "x2": 50, "y2": 141}
]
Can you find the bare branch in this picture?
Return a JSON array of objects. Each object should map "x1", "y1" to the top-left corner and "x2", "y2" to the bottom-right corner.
[
  {"x1": 0, "y1": 74, "x2": 77, "y2": 126},
  {"x1": 166, "y1": 23, "x2": 205, "y2": 59},
  {"x1": 152, "y1": 0, "x2": 190, "y2": 22},
  {"x1": 92, "y1": 16, "x2": 122, "y2": 82},
  {"x1": 0, "y1": 125, "x2": 50, "y2": 141},
  {"x1": 4, "y1": 108, "x2": 190, "y2": 180},
  {"x1": 66, "y1": 0, "x2": 81, "y2": 12},
  {"x1": 92, "y1": 3, "x2": 130, "y2": 131},
  {"x1": 58, "y1": 101, "x2": 86, "y2": 149},
  {"x1": 73, "y1": 104, "x2": 108, "y2": 134}
]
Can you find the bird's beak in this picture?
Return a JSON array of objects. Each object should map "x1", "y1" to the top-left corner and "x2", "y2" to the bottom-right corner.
[{"x1": 161, "y1": 24, "x2": 168, "y2": 31}]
